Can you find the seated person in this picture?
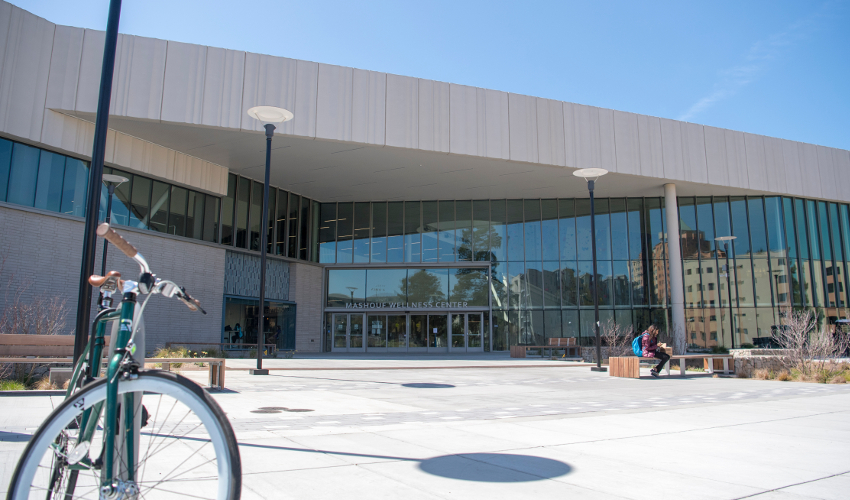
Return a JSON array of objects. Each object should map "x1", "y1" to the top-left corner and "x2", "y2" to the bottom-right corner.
[{"x1": 642, "y1": 325, "x2": 669, "y2": 378}]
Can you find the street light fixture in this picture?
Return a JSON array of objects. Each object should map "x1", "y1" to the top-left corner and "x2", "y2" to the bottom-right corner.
[
  {"x1": 247, "y1": 105, "x2": 294, "y2": 375},
  {"x1": 573, "y1": 168, "x2": 608, "y2": 372},
  {"x1": 715, "y1": 236, "x2": 737, "y2": 349},
  {"x1": 98, "y1": 174, "x2": 128, "y2": 310}
]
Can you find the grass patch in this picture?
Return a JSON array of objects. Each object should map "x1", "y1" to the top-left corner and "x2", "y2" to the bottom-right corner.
[{"x1": 0, "y1": 379, "x2": 26, "y2": 391}]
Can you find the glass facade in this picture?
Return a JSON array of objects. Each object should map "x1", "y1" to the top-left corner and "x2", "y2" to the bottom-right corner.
[
  {"x1": 318, "y1": 196, "x2": 850, "y2": 351},
  {"x1": 0, "y1": 137, "x2": 220, "y2": 244}
]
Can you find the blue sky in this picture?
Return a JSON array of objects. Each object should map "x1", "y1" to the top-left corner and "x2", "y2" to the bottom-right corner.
[{"x1": 12, "y1": 0, "x2": 850, "y2": 150}]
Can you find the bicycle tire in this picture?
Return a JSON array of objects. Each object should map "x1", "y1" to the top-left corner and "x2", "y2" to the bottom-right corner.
[{"x1": 7, "y1": 370, "x2": 241, "y2": 500}]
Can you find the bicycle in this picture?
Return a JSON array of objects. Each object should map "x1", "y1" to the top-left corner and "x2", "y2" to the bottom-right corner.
[{"x1": 7, "y1": 223, "x2": 242, "y2": 500}]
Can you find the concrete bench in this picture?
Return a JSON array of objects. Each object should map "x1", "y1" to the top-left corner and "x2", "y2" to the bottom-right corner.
[
  {"x1": 510, "y1": 338, "x2": 581, "y2": 359},
  {"x1": 610, "y1": 354, "x2": 734, "y2": 378}
]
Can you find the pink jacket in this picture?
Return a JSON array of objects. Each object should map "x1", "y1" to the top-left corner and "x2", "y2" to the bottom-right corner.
[{"x1": 641, "y1": 332, "x2": 657, "y2": 357}]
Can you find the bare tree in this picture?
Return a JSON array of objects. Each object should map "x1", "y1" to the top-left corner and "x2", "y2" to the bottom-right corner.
[
  {"x1": 601, "y1": 318, "x2": 635, "y2": 358},
  {"x1": 772, "y1": 308, "x2": 850, "y2": 378}
]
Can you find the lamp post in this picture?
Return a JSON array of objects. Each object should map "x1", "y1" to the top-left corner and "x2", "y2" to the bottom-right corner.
[
  {"x1": 573, "y1": 168, "x2": 608, "y2": 372},
  {"x1": 98, "y1": 174, "x2": 128, "y2": 310},
  {"x1": 715, "y1": 236, "x2": 737, "y2": 349},
  {"x1": 247, "y1": 106, "x2": 294, "y2": 375}
]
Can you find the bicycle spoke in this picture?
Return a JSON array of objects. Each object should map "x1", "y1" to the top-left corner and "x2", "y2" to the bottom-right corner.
[{"x1": 139, "y1": 393, "x2": 163, "y2": 484}]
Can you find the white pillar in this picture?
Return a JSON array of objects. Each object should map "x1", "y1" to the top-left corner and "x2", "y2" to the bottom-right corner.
[{"x1": 664, "y1": 183, "x2": 686, "y2": 354}]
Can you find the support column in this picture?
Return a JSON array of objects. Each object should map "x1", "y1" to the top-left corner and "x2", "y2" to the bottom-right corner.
[{"x1": 664, "y1": 183, "x2": 686, "y2": 354}]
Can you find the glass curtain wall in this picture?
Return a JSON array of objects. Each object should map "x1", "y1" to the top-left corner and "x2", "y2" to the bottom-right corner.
[
  {"x1": 0, "y1": 137, "x2": 220, "y2": 244},
  {"x1": 319, "y1": 198, "x2": 671, "y2": 348}
]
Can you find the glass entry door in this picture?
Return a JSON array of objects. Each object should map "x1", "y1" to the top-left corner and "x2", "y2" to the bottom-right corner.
[
  {"x1": 428, "y1": 314, "x2": 448, "y2": 351},
  {"x1": 449, "y1": 313, "x2": 484, "y2": 352},
  {"x1": 331, "y1": 313, "x2": 365, "y2": 352}
]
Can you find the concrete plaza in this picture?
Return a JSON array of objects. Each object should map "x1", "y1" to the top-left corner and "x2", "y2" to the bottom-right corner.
[{"x1": 2, "y1": 355, "x2": 849, "y2": 499}]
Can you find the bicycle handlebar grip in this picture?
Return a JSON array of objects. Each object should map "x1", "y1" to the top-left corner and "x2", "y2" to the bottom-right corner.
[{"x1": 96, "y1": 223, "x2": 138, "y2": 258}]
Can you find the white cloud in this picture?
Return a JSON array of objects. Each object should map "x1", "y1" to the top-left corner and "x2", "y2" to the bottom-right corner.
[{"x1": 677, "y1": 3, "x2": 830, "y2": 122}]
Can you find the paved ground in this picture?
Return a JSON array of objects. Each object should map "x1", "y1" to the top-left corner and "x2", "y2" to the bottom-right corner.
[{"x1": 2, "y1": 356, "x2": 849, "y2": 499}]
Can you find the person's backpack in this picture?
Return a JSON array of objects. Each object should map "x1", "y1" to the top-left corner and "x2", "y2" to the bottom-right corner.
[{"x1": 632, "y1": 333, "x2": 646, "y2": 356}]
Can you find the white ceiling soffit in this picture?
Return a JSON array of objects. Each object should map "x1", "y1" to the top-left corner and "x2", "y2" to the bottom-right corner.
[{"x1": 70, "y1": 111, "x2": 771, "y2": 202}]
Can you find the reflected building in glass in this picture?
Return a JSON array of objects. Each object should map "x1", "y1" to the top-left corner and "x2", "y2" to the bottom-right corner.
[{"x1": 1, "y1": 2, "x2": 849, "y2": 355}]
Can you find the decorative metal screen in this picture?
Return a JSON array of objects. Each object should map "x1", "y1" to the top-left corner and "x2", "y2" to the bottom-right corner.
[{"x1": 224, "y1": 251, "x2": 289, "y2": 301}]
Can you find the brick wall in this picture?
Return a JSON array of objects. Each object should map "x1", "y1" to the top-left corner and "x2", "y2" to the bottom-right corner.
[
  {"x1": 0, "y1": 204, "x2": 226, "y2": 353},
  {"x1": 289, "y1": 261, "x2": 323, "y2": 352}
]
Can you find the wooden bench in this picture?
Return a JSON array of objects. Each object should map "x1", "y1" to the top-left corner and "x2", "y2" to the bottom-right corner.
[
  {"x1": 510, "y1": 338, "x2": 580, "y2": 359},
  {"x1": 1, "y1": 334, "x2": 225, "y2": 389},
  {"x1": 146, "y1": 358, "x2": 226, "y2": 390},
  {"x1": 609, "y1": 354, "x2": 734, "y2": 378}
]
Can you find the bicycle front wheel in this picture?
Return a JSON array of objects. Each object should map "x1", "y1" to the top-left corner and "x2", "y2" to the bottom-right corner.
[{"x1": 7, "y1": 370, "x2": 241, "y2": 500}]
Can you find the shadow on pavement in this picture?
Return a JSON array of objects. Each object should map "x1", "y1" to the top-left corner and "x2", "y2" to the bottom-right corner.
[
  {"x1": 419, "y1": 453, "x2": 571, "y2": 482},
  {"x1": 401, "y1": 383, "x2": 456, "y2": 389},
  {"x1": 239, "y1": 442, "x2": 571, "y2": 482}
]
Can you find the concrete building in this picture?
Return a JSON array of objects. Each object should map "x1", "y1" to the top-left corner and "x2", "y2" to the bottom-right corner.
[{"x1": 1, "y1": 1, "x2": 849, "y2": 354}]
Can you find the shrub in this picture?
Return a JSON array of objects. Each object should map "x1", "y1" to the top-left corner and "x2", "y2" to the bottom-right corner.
[
  {"x1": 600, "y1": 318, "x2": 635, "y2": 360},
  {"x1": 34, "y1": 377, "x2": 58, "y2": 390},
  {"x1": 772, "y1": 308, "x2": 850, "y2": 380},
  {"x1": 740, "y1": 343, "x2": 755, "y2": 349},
  {"x1": 710, "y1": 346, "x2": 730, "y2": 354},
  {"x1": 776, "y1": 371, "x2": 791, "y2": 381},
  {"x1": 0, "y1": 379, "x2": 26, "y2": 391},
  {"x1": 830, "y1": 375, "x2": 847, "y2": 384},
  {"x1": 152, "y1": 346, "x2": 191, "y2": 368},
  {"x1": 753, "y1": 369, "x2": 771, "y2": 380},
  {"x1": 736, "y1": 371, "x2": 749, "y2": 378}
]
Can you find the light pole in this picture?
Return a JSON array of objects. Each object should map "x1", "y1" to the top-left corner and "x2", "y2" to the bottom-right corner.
[
  {"x1": 715, "y1": 236, "x2": 737, "y2": 349},
  {"x1": 98, "y1": 174, "x2": 128, "y2": 310},
  {"x1": 574, "y1": 168, "x2": 608, "y2": 372},
  {"x1": 247, "y1": 106, "x2": 294, "y2": 375}
]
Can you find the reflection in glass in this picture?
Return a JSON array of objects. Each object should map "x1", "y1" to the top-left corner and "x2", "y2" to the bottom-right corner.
[
  {"x1": 333, "y1": 314, "x2": 347, "y2": 348},
  {"x1": 327, "y1": 269, "x2": 366, "y2": 307},
  {"x1": 287, "y1": 193, "x2": 300, "y2": 258},
  {"x1": 422, "y1": 201, "x2": 439, "y2": 262},
  {"x1": 409, "y1": 315, "x2": 427, "y2": 348},
  {"x1": 405, "y1": 268, "x2": 448, "y2": 303},
  {"x1": 543, "y1": 261, "x2": 560, "y2": 309},
  {"x1": 371, "y1": 201, "x2": 387, "y2": 263},
  {"x1": 439, "y1": 200, "x2": 456, "y2": 262},
  {"x1": 249, "y1": 180, "x2": 262, "y2": 249},
  {"x1": 560, "y1": 261, "x2": 578, "y2": 307},
  {"x1": 7, "y1": 143, "x2": 39, "y2": 207},
  {"x1": 578, "y1": 261, "x2": 593, "y2": 306},
  {"x1": 366, "y1": 269, "x2": 407, "y2": 303},
  {"x1": 576, "y1": 199, "x2": 592, "y2": 260},
  {"x1": 526, "y1": 261, "x2": 544, "y2": 308},
  {"x1": 367, "y1": 315, "x2": 387, "y2": 348},
  {"x1": 429, "y1": 314, "x2": 448, "y2": 348},
  {"x1": 318, "y1": 203, "x2": 337, "y2": 263},
  {"x1": 353, "y1": 202, "x2": 370, "y2": 263},
  {"x1": 542, "y1": 199, "x2": 559, "y2": 261},
  {"x1": 594, "y1": 198, "x2": 611, "y2": 260},
  {"x1": 129, "y1": 175, "x2": 151, "y2": 229},
  {"x1": 508, "y1": 261, "x2": 524, "y2": 309},
  {"x1": 613, "y1": 261, "x2": 630, "y2": 307},
  {"x1": 34, "y1": 151, "x2": 65, "y2": 211},
  {"x1": 336, "y1": 202, "x2": 353, "y2": 263},
  {"x1": 387, "y1": 201, "x2": 404, "y2": 263},
  {"x1": 490, "y1": 261, "x2": 508, "y2": 309},
  {"x1": 186, "y1": 191, "x2": 205, "y2": 239},
  {"x1": 456, "y1": 200, "x2": 472, "y2": 261},
  {"x1": 492, "y1": 310, "x2": 509, "y2": 350},
  {"x1": 168, "y1": 186, "x2": 187, "y2": 236},
  {"x1": 449, "y1": 268, "x2": 488, "y2": 306},
  {"x1": 524, "y1": 199, "x2": 542, "y2": 261},
  {"x1": 472, "y1": 200, "x2": 491, "y2": 261},
  {"x1": 0, "y1": 138, "x2": 11, "y2": 201},
  {"x1": 220, "y1": 175, "x2": 235, "y2": 245},
  {"x1": 544, "y1": 310, "x2": 561, "y2": 339},
  {"x1": 610, "y1": 198, "x2": 628, "y2": 260},
  {"x1": 678, "y1": 197, "x2": 699, "y2": 259},
  {"x1": 235, "y1": 177, "x2": 250, "y2": 247},
  {"x1": 111, "y1": 170, "x2": 132, "y2": 227},
  {"x1": 730, "y1": 197, "x2": 750, "y2": 256},
  {"x1": 597, "y1": 260, "x2": 612, "y2": 307},
  {"x1": 559, "y1": 198, "x2": 576, "y2": 261},
  {"x1": 507, "y1": 200, "x2": 524, "y2": 261},
  {"x1": 387, "y1": 315, "x2": 407, "y2": 348},
  {"x1": 451, "y1": 314, "x2": 464, "y2": 348},
  {"x1": 149, "y1": 181, "x2": 170, "y2": 233},
  {"x1": 491, "y1": 200, "x2": 507, "y2": 262},
  {"x1": 468, "y1": 313, "x2": 482, "y2": 348},
  {"x1": 350, "y1": 315, "x2": 364, "y2": 348},
  {"x1": 627, "y1": 198, "x2": 644, "y2": 260},
  {"x1": 404, "y1": 201, "x2": 421, "y2": 262}
]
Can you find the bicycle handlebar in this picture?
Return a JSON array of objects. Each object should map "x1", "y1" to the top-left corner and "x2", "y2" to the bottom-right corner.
[{"x1": 97, "y1": 223, "x2": 151, "y2": 275}]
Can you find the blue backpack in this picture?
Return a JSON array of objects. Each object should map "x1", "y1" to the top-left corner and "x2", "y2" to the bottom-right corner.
[{"x1": 632, "y1": 333, "x2": 646, "y2": 356}]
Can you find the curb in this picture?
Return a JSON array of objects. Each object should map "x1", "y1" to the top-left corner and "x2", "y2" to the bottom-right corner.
[
  {"x1": 0, "y1": 390, "x2": 65, "y2": 397},
  {"x1": 226, "y1": 363, "x2": 592, "y2": 371}
]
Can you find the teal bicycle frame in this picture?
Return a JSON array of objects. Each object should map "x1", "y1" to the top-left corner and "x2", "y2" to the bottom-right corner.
[{"x1": 63, "y1": 289, "x2": 140, "y2": 489}]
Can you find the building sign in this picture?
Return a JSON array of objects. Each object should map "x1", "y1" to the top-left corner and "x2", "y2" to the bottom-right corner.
[{"x1": 345, "y1": 301, "x2": 471, "y2": 309}]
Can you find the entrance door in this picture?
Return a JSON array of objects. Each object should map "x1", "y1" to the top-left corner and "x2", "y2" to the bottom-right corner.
[
  {"x1": 387, "y1": 315, "x2": 408, "y2": 351},
  {"x1": 367, "y1": 314, "x2": 388, "y2": 352},
  {"x1": 466, "y1": 313, "x2": 483, "y2": 352},
  {"x1": 409, "y1": 315, "x2": 428, "y2": 351},
  {"x1": 331, "y1": 313, "x2": 365, "y2": 352},
  {"x1": 449, "y1": 313, "x2": 485, "y2": 352},
  {"x1": 428, "y1": 314, "x2": 448, "y2": 352}
]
